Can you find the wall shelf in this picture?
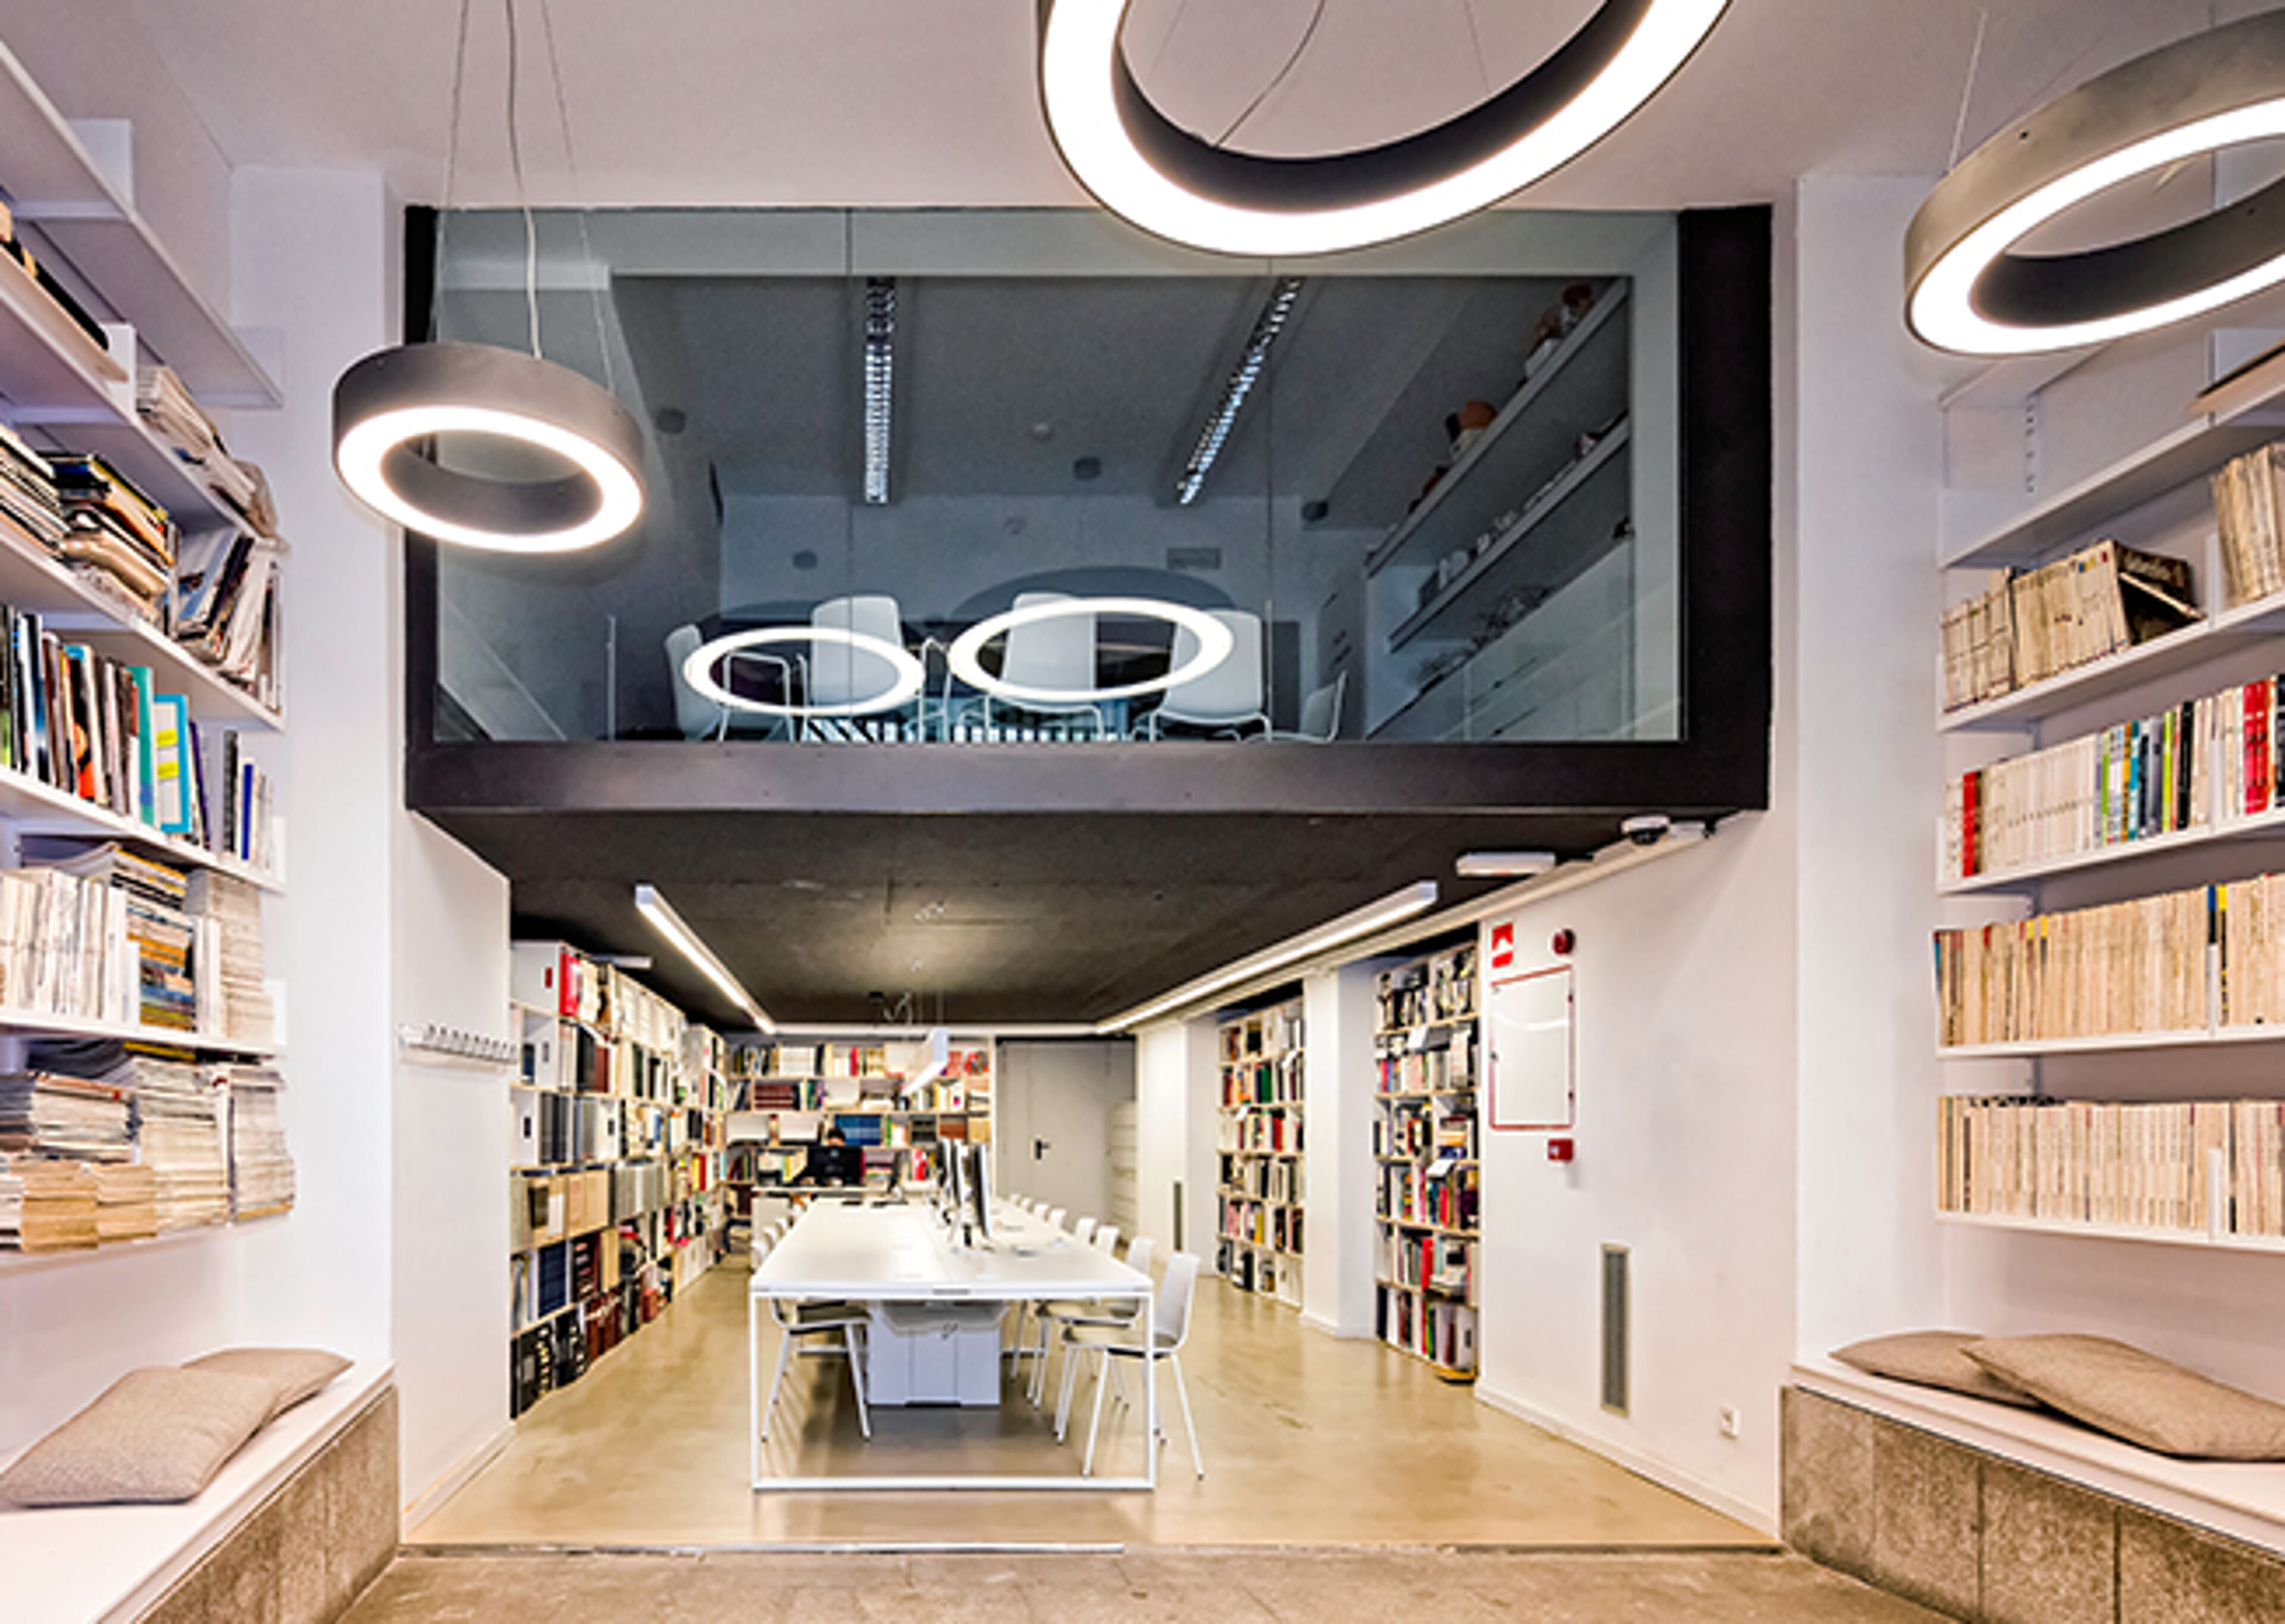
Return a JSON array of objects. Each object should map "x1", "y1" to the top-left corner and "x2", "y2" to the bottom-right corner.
[
  {"x1": 1935, "y1": 1209, "x2": 2285, "y2": 1255},
  {"x1": 1387, "y1": 420, "x2": 1632, "y2": 654},
  {"x1": 1365, "y1": 283, "x2": 1632, "y2": 578},
  {"x1": 1940, "y1": 804, "x2": 2285, "y2": 894},
  {"x1": 0, "y1": 1005, "x2": 277, "y2": 1054},
  {"x1": 0, "y1": 42, "x2": 280, "y2": 410},
  {"x1": 1940, "y1": 1025, "x2": 2285, "y2": 1059}
]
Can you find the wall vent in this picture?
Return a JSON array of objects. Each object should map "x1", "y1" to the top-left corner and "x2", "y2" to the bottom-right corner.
[
  {"x1": 1172, "y1": 1180, "x2": 1185, "y2": 1251},
  {"x1": 1601, "y1": 1244, "x2": 1630, "y2": 1415}
]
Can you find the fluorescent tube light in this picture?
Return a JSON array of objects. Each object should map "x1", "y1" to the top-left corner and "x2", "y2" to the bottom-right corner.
[
  {"x1": 1098, "y1": 881, "x2": 1438, "y2": 1033},
  {"x1": 863, "y1": 278, "x2": 895, "y2": 504},
  {"x1": 1455, "y1": 851, "x2": 1558, "y2": 879},
  {"x1": 633, "y1": 883, "x2": 775, "y2": 1033},
  {"x1": 1175, "y1": 278, "x2": 1304, "y2": 506}
]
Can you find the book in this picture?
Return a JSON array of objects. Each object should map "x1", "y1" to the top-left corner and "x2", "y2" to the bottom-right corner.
[{"x1": 1942, "y1": 540, "x2": 2201, "y2": 711}]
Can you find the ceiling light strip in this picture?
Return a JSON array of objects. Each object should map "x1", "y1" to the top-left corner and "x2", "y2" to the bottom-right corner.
[
  {"x1": 1038, "y1": 0, "x2": 1727, "y2": 258},
  {"x1": 1175, "y1": 277, "x2": 1304, "y2": 506},
  {"x1": 1097, "y1": 881, "x2": 1439, "y2": 1033},
  {"x1": 863, "y1": 277, "x2": 896, "y2": 504},
  {"x1": 633, "y1": 883, "x2": 776, "y2": 1033},
  {"x1": 1907, "y1": 10, "x2": 2285, "y2": 356}
]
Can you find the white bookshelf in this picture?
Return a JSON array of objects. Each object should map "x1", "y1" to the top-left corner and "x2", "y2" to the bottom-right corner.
[
  {"x1": 1372, "y1": 940, "x2": 1480, "y2": 1378},
  {"x1": 1216, "y1": 995, "x2": 1306, "y2": 1309}
]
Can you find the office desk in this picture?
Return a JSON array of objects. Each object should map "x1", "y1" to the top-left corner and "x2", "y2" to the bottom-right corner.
[{"x1": 748, "y1": 1199, "x2": 1154, "y2": 1491}]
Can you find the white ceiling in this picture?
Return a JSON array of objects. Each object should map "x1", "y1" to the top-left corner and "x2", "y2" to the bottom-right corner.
[{"x1": 40, "y1": 0, "x2": 2274, "y2": 214}]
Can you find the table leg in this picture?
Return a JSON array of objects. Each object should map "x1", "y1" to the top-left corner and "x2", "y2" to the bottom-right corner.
[{"x1": 748, "y1": 1290, "x2": 761, "y2": 1488}]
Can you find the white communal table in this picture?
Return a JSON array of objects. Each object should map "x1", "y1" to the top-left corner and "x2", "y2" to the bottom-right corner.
[{"x1": 748, "y1": 1198, "x2": 1157, "y2": 1491}]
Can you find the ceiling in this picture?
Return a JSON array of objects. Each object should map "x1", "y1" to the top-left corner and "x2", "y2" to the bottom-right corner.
[
  {"x1": 64, "y1": 1, "x2": 2258, "y2": 216},
  {"x1": 431, "y1": 806, "x2": 1635, "y2": 1028}
]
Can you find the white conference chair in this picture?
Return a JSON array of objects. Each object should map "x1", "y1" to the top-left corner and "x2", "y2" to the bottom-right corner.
[
  {"x1": 759, "y1": 1297, "x2": 872, "y2": 1443},
  {"x1": 1134, "y1": 609, "x2": 1268, "y2": 739},
  {"x1": 667, "y1": 622, "x2": 793, "y2": 740},
  {"x1": 1073, "y1": 1216, "x2": 1098, "y2": 1246},
  {"x1": 975, "y1": 592, "x2": 1106, "y2": 739},
  {"x1": 1262, "y1": 670, "x2": 1345, "y2": 743},
  {"x1": 1046, "y1": 1206, "x2": 1068, "y2": 1230},
  {"x1": 806, "y1": 594, "x2": 915, "y2": 739},
  {"x1": 1091, "y1": 1224, "x2": 1120, "y2": 1253},
  {"x1": 1061, "y1": 1249, "x2": 1204, "y2": 1479}
]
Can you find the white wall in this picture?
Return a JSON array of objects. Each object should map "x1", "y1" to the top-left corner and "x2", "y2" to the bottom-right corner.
[
  {"x1": 1300, "y1": 963, "x2": 1379, "y2": 1337},
  {"x1": 995, "y1": 1040, "x2": 1134, "y2": 1225}
]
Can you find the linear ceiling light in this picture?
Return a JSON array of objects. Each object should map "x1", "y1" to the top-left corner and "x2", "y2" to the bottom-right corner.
[
  {"x1": 1454, "y1": 851, "x2": 1558, "y2": 879},
  {"x1": 949, "y1": 595, "x2": 1233, "y2": 704},
  {"x1": 1038, "y1": 0, "x2": 1727, "y2": 258},
  {"x1": 863, "y1": 278, "x2": 896, "y2": 504},
  {"x1": 1908, "y1": 11, "x2": 2285, "y2": 356},
  {"x1": 1175, "y1": 277, "x2": 1303, "y2": 505},
  {"x1": 334, "y1": 341, "x2": 646, "y2": 552},
  {"x1": 1098, "y1": 880, "x2": 1439, "y2": 1033},
  {"x1": 633, "y1": 883, "x2": 776, "y2": 1033}
]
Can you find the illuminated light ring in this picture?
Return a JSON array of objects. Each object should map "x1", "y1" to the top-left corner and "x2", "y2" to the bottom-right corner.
[
  {"x1": 333, "y1": 342, "x2": 646, "y2": 552},
  {"x1": 683, "y1": 625, "x2": 926, "y2": 718},
  {"x1": 1037, "y1": 0, "x2": 1728, "y2": 258},
  {"x1": 949, "y1": 596, "x2": 1235, "y2": 705},
  {"x1": 1907, "y1": 11, "x2": 2285, "y2": 356}
]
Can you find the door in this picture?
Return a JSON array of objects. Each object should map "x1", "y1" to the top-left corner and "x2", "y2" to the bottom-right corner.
[{"x1": 997, "y1": 1040, "x2": 1134, "y2": 1225}]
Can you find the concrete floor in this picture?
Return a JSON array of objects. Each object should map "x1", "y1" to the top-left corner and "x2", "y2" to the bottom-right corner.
[
  {"x1": 345, "y1": 1549, "x2": 1949, "y2": 1623},
  {"x1": 414, "y1": 1263, "x2": 1768, "y2": 1547}
]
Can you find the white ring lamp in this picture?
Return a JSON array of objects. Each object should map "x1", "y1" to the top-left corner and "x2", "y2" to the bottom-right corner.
[
  {"x1": 1037, "y1": 0, "x2": 1728, "y2": 258},
  {"x1": 1908, "y1": 11, "x2": 2285, "y2": 356},
  {"x1": 682, "y1": 625, "x2": 927, "y2": 718},
  {"x1": 949, "y1": 596, "x2": 1235, "y2": 705},
  {"x1": 334, "y1": 342, "x2": 646, "y2": 552}
]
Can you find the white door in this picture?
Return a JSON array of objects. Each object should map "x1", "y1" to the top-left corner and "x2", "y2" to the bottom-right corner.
[{"x1": 997, "y1": 1040, "x2": 1134, "y2": 1225}]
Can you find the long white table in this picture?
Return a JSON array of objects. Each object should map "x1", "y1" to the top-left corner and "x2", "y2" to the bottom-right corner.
[{"x1": 748, "y1": 1197, "x2": 1156, "y2": 1490}]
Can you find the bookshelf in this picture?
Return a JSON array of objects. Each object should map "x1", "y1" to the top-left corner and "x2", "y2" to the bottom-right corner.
[
  {"x1": 506, "y1": 940, "x2": 733, "y2": 1418},
  {"x1": 0, "y1": 49, "x2": 291, "y2": 1259},
  {"x1": 1216, "y1": 993, "x2": 1305, "y2": 1309},
  {"x1": 1935, "y1": 366, "x2": 2285, "y2": 1253},
  {"x1": 1372, "y1": 941, "x2": 1480, "y2": 1378},
  {"x1": 721, "y1": 1036, "x2": 995, "y2": 1202}
]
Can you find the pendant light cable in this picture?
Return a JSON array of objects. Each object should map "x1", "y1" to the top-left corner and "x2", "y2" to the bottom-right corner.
[
  {"x1": 1947, "y1": 4, "x2": 1989, "y2": 171},
  {"x1": 1459, "y1": 0, "x2": 1492, "y2": 96},
  {"x1": 502, "y1": 0, "x2": 541, "y2": 359},
  {"x1": 536, "y1": 0, "x2": 617, "y2": 393},
  {"x1": 1215, "y1": 0, "x2": 1327, "y2": 148},
  {"x1": 436, "y1": 0, "x2": 475, "y2": 341}
]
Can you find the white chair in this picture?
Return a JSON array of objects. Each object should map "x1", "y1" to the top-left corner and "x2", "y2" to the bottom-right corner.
[
  {"x1": 1091, "y1": 1224, "x2": 1119, "y2": 1253},
  {"x1": 1032, "y1": 1234, "x2": 1154, "y2": 1406},
  {"x1": 667, "y1": 622, "x2": 793, "y2": 740},
  {"x1": 1060, "y1": 1249, "x2": 1204, "y2": 1479},
  {"x1": 1072, "y1": 1216, "x2": 1098, "y2": 1246},
  {"x1": 759, "y1": 1297, "x2": 872, "y2": 1442},
  {"x1": 805, "y1": 594, "x2": 915, "y2": 739},
  {"x1": 1263, "y1": 670, "x2": 1345, "y2": 743},
  {"x1": 1046, "y1": 1206, "x2": 1068, "y2": 1230},
  {"x1": 1135, "y1": 609, "x2": 1267, "y2": 739},
  {"x1": 975, "y1": 592, "x2": 1106, "y2": 739}
]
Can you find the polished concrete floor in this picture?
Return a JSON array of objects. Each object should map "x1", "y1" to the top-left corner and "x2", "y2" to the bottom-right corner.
[
  {"x1": 345, "y1": 1549, "x2": 1947, "y2": 1623},
  {"x1": 412, "y1": 1262, "x2": 1770, "y2": 1548}
]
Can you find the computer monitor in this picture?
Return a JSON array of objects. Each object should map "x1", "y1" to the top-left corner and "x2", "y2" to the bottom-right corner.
[
  {"x1": 943, "y1": 1140, "x2": 966, "y2": 1222},
  {"x1": 808, "y1": 1140, "x2": 865, "y2": 1186},
  {"x1": 962, "y1": 1142, "x2": 992, "y2": 1243}
]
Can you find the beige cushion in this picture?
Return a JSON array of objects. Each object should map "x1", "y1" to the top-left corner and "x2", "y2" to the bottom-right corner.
[
  {"x1": 1832, "y1": 1330, "x2": 2041, "y2": 1409},
  {"x1": 1967, "y1": 1334, "x2": 2285, "y2": 1460},
  {"x1": 0, "y1": 1368, "x2": 277, "y2": 1506},
  {"x1": 184, "y1": 1348, "x2": 351, "y2": 1418}
]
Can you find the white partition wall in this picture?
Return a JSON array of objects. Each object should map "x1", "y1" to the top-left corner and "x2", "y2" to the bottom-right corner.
[{"x1": 1301, "y1": 963, "x2": 1380, "y2": 1337}]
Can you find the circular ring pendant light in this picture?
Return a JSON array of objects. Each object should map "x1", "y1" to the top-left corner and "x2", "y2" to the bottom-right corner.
[
  {"x1": 682, "y1": 625, "x2": 927, "y2": 718},
  {"x1": 1908, "y1": 10, "x2": 2285, "y2": 356},
  {"x1": 1037, "y1": 0, "x2": 1729, "y2": 257},
  {"x1": 334, "y1": 342, "x2": 646, "y2": 553},
  {"x1": 949, "y1": 596, "x2": 1235, "y2": 705}
]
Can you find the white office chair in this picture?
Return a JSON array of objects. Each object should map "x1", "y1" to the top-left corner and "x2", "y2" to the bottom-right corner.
[
  {"x1": 1134, "y1": 609, "x2": 1267, "y2": 739},
  {"x1": 668, "y1": 622, "x2": 793, "y2": 740},
  {"x1": 1072, "y1": 1216, "x2": 1098, "y2": 1246},
  {"x1": 1032, "y1": 1234, "x2": 1154, "y2": 1407},
  {"x1": 805, "y1": 594, "x2": 915, "y2": 739},
  {"x1": 1091, "y1": 1224, "x2": 1120, "y2": 1253},
  {"x1": 974, "y1": 592, "x2": 1106, "y2": 739},
  {"x1": 1061, "y1": 1249, "x2": 1204, "y2": 1478},
  {"x1": 1262, "y1": 670, "x2": 1346, "y2": 743},
  {"x1": 1046, "y1": 1207, "x2": 1068, "y2": 1230},
  {"x1": 760, "y1": 1297, "x2": 872, "y2": 1443}
]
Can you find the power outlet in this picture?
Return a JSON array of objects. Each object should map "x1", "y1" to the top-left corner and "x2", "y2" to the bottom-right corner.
[{"x1": 1719, "y1": 1406, "x2": 1742, "y2": 1440}]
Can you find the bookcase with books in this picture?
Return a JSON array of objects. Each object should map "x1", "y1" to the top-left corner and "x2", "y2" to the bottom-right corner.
[
  {"x1": 506, "y1": 940, "x2": 732, "y2": 1418},
  {"x1": 1372, "y1": 940, "x2": 1480, "y2": 1377},
  {"x1": 1935, "y1": 355, "x2": 2285, "y2": 1258},
  {"x1": 1215, "y1": 993, "x2": 1305, "y2": 1308},
  {"x1": 722, "y1": 1037, "x2": 994, "y2": 1204},
  {"x1": 0, "y1": 54, "x2": 292, "y2": 1260}
]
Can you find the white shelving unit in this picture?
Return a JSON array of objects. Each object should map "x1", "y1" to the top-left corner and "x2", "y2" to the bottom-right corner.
[
  {"x1": 1372, "y1": 940, "x2": 1480, "y2": 1379},
  {"x1": 1216, "y1": 996, "x2": 1305, "y2": 1309},
  {"x1": 0, "y1": 41, "x2": 290, "y2": 1261}
]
